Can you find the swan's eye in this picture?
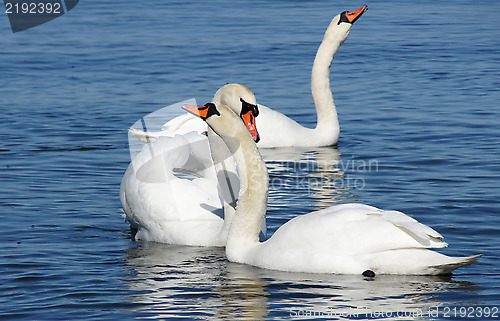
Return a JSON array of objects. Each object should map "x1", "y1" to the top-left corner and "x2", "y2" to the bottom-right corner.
[
  {"x1": 200, "y1": 103, "x2": 220, "y2": 119},
  {"x1": 338, "y1": 11, "x2": 349, "y2": 24},
  {"x1": 338, "y1": 7, "x2": 367, "y2": 25},
  {"x1": 240, "y1": 98, "x2": 259, "y2": 117},
  {"x1": 206, "y1": 103, "x2": 221, "y2": 117}
]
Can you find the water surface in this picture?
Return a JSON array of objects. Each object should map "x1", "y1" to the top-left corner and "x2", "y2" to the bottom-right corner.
[{"x1": 1, "y1": 0, "x2": 499, "y2": 320}]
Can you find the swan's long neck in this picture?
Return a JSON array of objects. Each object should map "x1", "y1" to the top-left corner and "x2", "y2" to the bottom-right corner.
[
  {"x1": 311, "y1": 21, "x2": 345, "y2": 132},
  {"x1": 222, "y1": 129, "x2": 269, "y2": 259}
]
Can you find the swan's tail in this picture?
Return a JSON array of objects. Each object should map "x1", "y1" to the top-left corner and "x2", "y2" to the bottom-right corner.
[
  {"x1": 365, "y1": 249, "x2": 481, "y2": 275},
  {"x1": 428, "y1": 254, "x2": 482, "y2": 275}
]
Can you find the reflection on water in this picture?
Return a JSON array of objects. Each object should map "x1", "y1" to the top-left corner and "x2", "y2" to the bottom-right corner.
[
  {"x1": 121, "y1": 146, "x2": 480, "y2": 320},
  {"x1": 123, "y1": 242, "x2": 478, "y2": 320},
  {"x1": 261, "y1": 146, "x2": 354, "y2": 212},
  {"x1": 123, "y1": 243, "x2": 269, "y2": 320}
]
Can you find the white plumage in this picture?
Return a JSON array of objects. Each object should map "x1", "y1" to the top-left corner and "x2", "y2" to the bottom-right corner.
[
  {"x1": 195, "y1": 101, "x2": 480, "y2": 275},
  {"x1": 121, "y1": 85, "x2": 264, "y2": 246}
]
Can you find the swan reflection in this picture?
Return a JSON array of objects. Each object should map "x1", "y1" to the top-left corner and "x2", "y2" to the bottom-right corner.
[
  {"x1": 123, "y1": 243, "x2": 268, "y2": 320},
  {"x1": 261, "y1": 146, "x2": 353, "y2": 211},
  {"x1": 122, "y1": 242, "x2": 477, "y2": 320}
]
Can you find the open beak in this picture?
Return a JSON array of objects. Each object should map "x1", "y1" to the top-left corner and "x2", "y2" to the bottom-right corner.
[
  {"x1": 345, "y1": 6, "x2": 368, "y2": 24},
  {"x1": 240, "y1": 110, "x2": 260, "y2": 143}
]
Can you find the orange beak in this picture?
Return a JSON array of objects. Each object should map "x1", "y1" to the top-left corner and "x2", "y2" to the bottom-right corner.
[
  {"x1": 240, "y1": 109, "x2": 260, "y2": 143},
  {"x1": 345, "y1": 6, "x2": 368, "y2": 23},
  {"x1": 182, "y1": 104, "x2": 261, "y2": 143},
  {"x1": 182, "y1": 104, "x2": 210, "y2": 119}
]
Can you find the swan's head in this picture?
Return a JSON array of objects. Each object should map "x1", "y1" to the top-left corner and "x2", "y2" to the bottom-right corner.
[
  {"x1": 213, "y1": 84, "x2": 260, "y2": 143},
  {"x1": 182, "y1": 102, "x2": 260, "y2": 143},
  {"x1": 211, "y1": 84, "x2": 260, "y2": 142},
  {"x1": 213, "y1": 84, "x2": 258, "y2": 114},
  {"x1": 327, "y1": 6, "x2": 367, "y2": 44}
]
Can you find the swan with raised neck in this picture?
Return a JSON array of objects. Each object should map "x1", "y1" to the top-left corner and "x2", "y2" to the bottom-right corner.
[
  {"x1": 131, "y1": 6, "x2": 368, "y2": 147},
  {"x1": 254, "y1": 5, "x2": 368, "y2": 147}
]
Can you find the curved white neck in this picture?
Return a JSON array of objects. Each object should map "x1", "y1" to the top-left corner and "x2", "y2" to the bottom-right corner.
[
  {"x1": 207, "y1": 128, "x2": 238, "y2": 241},
  {"x1": 311, "y1": 21, "x2": 345, "y2": 132},
  {"x1": 222, "y1": 130, "x2": 269, "y2": 257}
]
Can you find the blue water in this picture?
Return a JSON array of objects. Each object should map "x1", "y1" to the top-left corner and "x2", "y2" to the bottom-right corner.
[{"x1": 1, "y1": 0, "x2": 499, "y2": 320}]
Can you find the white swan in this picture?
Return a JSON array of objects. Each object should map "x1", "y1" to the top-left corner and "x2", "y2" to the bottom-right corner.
[
  {"x1": 183, "y1": 102, "x2": 481, "y2": 275},
  {"x1": 120, "y1": 84, "x2": 262, "y2": 246},
  {"x1": 254, "y1": 6, "x2": 367, "y2": 148},
  {"x1": 131, "y1": 6, "x2": 367, "y2": 148}
]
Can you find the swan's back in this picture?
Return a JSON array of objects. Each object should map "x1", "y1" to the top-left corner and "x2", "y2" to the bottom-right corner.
[
  {"x1": 247, "y1": 203, "x2": 478, "y2": 275},
  {"x1": 161, "y1": 113, "x2": 207, "y2": 136},
  {"x1": 266, "y1": 204, "x2": 444, "y2": 254},
  {"x1": 255, "y1": 104, "x2": 324, "y2": 148}
]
